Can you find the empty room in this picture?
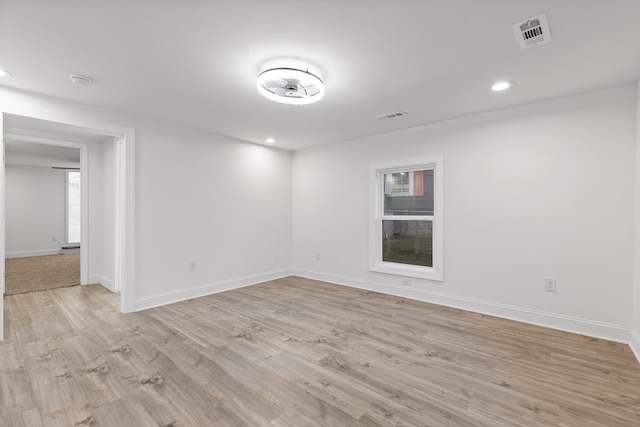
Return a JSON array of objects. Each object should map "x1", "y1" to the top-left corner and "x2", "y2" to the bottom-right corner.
[{"x1": 1, "y1": 1, "x2": 640, "y2": 426}]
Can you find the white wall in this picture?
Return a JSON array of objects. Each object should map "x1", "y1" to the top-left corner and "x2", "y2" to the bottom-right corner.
[
  {"x1": 5, "y1": 164, "x2": 66, "y2": 257},
  {"x1": 135, "y1": 124, "x2": 292, "y2": 307},
  {"x1": 0, "y1": 86, "x2": 293, "y2": 310},
  {"x1": 86, "y1": 139, "x2": 105, "y2": 286},
  {"x1": 632, "y1": 80, "x2": 640, "y2": 362},
  {"x1": 100, "y1": 138, "x2": 117, "y2": 291},
  {"x1": 293, "y1": 84, "x2": 636, "y2": 343}
]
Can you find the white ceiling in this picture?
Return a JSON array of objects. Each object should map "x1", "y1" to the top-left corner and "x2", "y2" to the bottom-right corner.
[{"x1": 0, "y1": 0, "x2": 639, "y2": 151}]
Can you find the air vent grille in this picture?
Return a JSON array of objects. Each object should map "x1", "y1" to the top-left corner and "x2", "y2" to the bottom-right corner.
[
  {"x1": 377, "y1": 111, "x2": 407, "y2": 120},
  {"x1": 512, "y1": 13, "x2": 552, "y2": 50},
  {"x1": 69, "y1": 74, "x2": 93, "y2": 85},
  {"x1": 522, "y1": 25, "x2": 543, "y2": 42}
]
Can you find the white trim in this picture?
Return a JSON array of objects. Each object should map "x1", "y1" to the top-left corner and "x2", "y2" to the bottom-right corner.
[
  {"x1": 5, "y1": 249, "x2": 64, "y2": 258},
  {"x1": 293, "y1": 268, "x2": 632, "y2": 344},
  {"x1": 117, "y1": 131, "x2": 135, "y2": 311},
  {"x1": 114, "y1": 137, "x2": 124, "y2": 295},
  {"x1": 100, "y1": 276, "x2": 115, "y2": 292},
  {"x1": 87, "y1": 275, "x2": 116, "y2": 293},
  {"x1": 370, "y1": 155, "x2": 444, "y2": 281},
  {"x1": 79, "y1": 146, "x2": 89, "y2": 285},
  {"x1": 630, "y1": 329, "x2": 640, "y2": 364},
  {"x1": 135, "y1": 269, "x2": 293, "y2": 311},
  {"x1": 98, "y1": 275, "x2": 115, "y2": 292},
  {"x1": 0, "y1": 114, "x2": 4, "y2": 341}
]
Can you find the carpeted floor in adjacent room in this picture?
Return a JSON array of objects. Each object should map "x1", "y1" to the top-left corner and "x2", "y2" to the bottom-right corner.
[{"x1": 4, "y1": 254, "x2": 80, "y2": 296}]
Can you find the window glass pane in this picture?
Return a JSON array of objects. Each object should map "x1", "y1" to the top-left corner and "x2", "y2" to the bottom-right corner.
[
  {"x1": 382, "y1": 220, "x2": 432, "y2": 267},
  {"x1": 67, "y1": 171, "x2": 81, "y2": 243},
  {"x1": 384, "y1": 169, "x2": 433, "y2": 215}
]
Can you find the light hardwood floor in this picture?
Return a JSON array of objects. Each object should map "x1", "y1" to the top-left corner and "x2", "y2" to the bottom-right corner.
[{"x1": 1, "y1": 276, "x2": 639, "y2": 426}]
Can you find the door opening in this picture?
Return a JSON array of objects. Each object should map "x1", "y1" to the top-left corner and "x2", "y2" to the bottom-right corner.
[{"x1": 0, "y1": 112, "x2": 135, "y2": 341}]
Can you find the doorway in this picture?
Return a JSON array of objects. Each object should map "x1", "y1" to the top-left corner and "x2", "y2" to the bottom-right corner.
[
  {"x1": 0, "y1": 112, "x2": 135, "y2": 341},
  {"x1": 4, "y1": 138, "x2": 84, "y2": 295}
]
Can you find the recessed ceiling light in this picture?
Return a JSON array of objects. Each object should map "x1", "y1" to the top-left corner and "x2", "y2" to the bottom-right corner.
[
  {"x1": 265, "y1": 137, "x2": 276, "y2": 144},
  {"x1": 257, "y1": 67, "x2": 324, "y2": 105},
  {"x1": 0, "y1": 69, "x2": 11, "y2": 77},
  {"x1": 491, "y1": 81, "x2": 513, "y2": 91}
]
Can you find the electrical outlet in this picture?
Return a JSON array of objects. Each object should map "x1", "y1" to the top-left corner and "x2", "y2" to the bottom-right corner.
[
  {"x1": 315, "y1": 252, "x2": 321, "y2": 261},
  {"x1": 188, "y1": 260, "x2": 197, "y2": 271},
  {"x1": 51, "y1": 236, "x2": 57, "y2": 242},
  {"x1": 545, "y1": 277, "x2": 556, "y2": 292}
]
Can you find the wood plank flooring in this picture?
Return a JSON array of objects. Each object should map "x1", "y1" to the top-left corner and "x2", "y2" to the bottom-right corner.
[{"x1": 1, "y1": 276, "x2": 639, "y2": 426}]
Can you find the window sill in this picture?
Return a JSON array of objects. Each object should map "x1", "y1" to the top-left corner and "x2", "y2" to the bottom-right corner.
[{"x1": 370, "y1": 262, "x2": 443, "y2": 282}]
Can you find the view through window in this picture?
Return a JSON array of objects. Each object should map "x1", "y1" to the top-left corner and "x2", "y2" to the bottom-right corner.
[
  {"x1": 67, "y1": 170, "x2": 81, "y2": 243},
  {"x1": 383, "y1": 169, "x2": 434, "y2": 267}
]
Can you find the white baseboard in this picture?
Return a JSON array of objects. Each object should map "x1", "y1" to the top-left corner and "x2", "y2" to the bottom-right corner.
[
  {"x1": 99, "y1": 275, "x2": 115, "y2": 292},
  {"x1": 293, "y1": 268, "x2": 632, "y2": 345},
  {"x1": 5, "y1": 249, "x2": 62, "y2": 259},
  {"x1": 84, "y1": 275, "x2": 115, "y2": 292},
  {"x1": 134, "y1": 268, "x2": 293, "y2": 312},
  {"x1": 630, "y1": 329, "x2": 640, "y2": 364}
]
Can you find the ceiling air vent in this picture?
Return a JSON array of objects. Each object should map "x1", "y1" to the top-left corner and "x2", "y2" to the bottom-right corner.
[
  {"x1": 512, "y1": 13, "x2": 552, "y2": 50},
  {"x1": 377, "y1": 111, "x2": 407, "y2": 120},
  {"x1": 69, "y1": 74, "x2": 93, "y2": 85}
]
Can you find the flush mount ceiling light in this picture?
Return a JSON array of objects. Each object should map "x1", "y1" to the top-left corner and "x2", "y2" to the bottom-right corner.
[
  {"x1": 257, "y1": 67, "x2": 324, "y2": 105},
  {"x1": 492, "y1": 81, "x2": 513, "y2": 91},
  {"x1": 265, "y1": 137, "x2": 276, "y2": 144},
  {"x1": 0, "y1": 68, "x2": 11, "y2": 77}
]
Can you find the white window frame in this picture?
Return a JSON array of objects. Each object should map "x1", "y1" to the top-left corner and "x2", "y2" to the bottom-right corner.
[{"x1": 369, "y1": 155, "x2": 444, "y2": 281}]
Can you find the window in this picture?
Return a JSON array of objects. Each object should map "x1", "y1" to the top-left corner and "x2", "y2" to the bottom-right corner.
[
  {"x1": 66, "y1": 170, "x2": 81, "y2": 244},
  {"x1": 370, "y1": 156, "x2": 443, "y2": 281}
]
